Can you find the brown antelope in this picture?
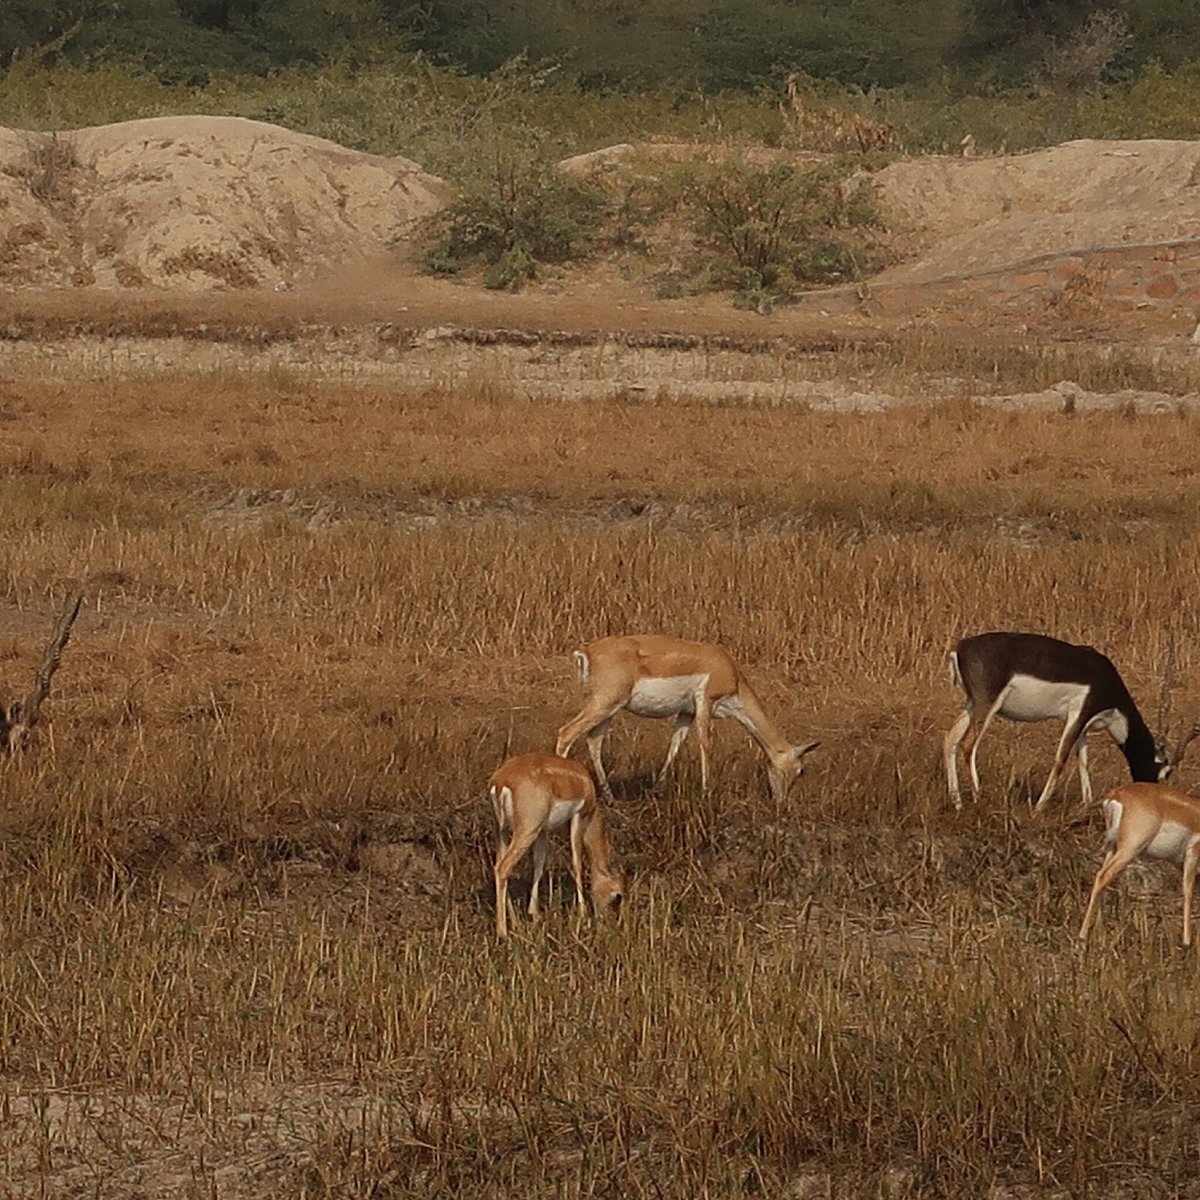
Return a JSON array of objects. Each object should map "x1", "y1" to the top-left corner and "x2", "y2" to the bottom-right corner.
[
  {"x1": 1, "y1": 594, "x2": 84, "y2": 753},
  {"x1": 555, "y1": 634, "x2": 819, "y2": 802},
  {"x1": 944, "y1": 631, "x2": 1167, "y2": 811},
  {"x1": 1079, "y1": 780, "x2": 1200, "y2": 946},
  {"x1": 489, "y1": 751, "x2": 626, "y2": 939}
]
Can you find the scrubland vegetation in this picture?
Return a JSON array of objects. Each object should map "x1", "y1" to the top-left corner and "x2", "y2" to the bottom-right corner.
[
  {"x1": 9, "y1": 9, "x2": 1200, "y2": 306},
  {"x1": 2, "y1": 327, "x2": 1200, "y2": 1195},
  {"x1": 7, "y1": 50, "x2": 1200, "y2": 172},
  {"x1": 5, "y1": 2, "x2": 1200, "y2": 1193},
  {"x1": 6, "y1": 0, "x2": 1200, "y2": 180}
]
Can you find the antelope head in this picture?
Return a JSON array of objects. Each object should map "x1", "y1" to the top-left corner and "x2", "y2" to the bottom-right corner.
[{"x1": 1156, "y1": 718, "x2": 1200, "y2": 782}]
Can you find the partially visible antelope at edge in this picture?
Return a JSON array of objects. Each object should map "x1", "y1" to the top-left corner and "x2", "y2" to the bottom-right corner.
[
  {"x1": 1076, "y1": 704, "x2": 1200, "y2": 946},
  {"x1": 555, "y1": 634, "x2": 819, "y2": 803},
  {"x1": 1, "y1": 594, "x2": 84, "y2": 754},
  {"x1": 489, "y1": 751, "x2": 627, "y2": 939},
  {"x1": 944, "y1": 631, "x2": 1170, "y2": 812}
]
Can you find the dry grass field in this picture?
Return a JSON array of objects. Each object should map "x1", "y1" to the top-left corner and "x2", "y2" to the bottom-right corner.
[{"x1": 2, "y1": 314, "x2": 1200, "y2": 1198}]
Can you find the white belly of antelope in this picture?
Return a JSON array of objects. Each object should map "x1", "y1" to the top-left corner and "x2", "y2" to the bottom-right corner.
[
  {"x1": 1104, "y1": 800, "x2": 1196, "y2": 864},
  {"x1": 545, "y1": 798, "x2": 585, "y2": 831},
  {"x1": 999, "y1": 676, "x2": 1090, "y2": 723},
  {"x1": 1141, "y1": 818, "x2": 1198, "y2": 864},
  {"x1": 628, "y1": 674, "x2": 708, "y2": 718}
]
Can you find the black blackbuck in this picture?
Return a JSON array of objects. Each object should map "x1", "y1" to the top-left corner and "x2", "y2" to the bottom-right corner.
[{"x1": 944, "y1": 631, "x2": 1170, "y2": 811}]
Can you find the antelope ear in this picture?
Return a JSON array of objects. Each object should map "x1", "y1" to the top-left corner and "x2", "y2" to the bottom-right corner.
[{"x1": 795, "y1": 741, "x2": 820, "y2": 758}]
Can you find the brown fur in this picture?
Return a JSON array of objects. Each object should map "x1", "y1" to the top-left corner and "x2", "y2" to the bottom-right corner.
[
  {"x1": 490, "y1": 752, "x2": 626, "y2": 939},
  {"x1": 556, "y1": 634, "x2": 818, "y2": 803},
  {"x1": 1079, "y1": 782, "x2": 1200, "y2": 946}
]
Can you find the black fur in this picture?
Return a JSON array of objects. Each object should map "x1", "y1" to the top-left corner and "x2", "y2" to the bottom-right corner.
[{"x1": 954, "y1": 632, "x2": 1159, "y2": 782}]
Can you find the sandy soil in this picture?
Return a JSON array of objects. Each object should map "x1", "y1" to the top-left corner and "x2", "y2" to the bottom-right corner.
[
  {"x1": 877, "y1": 138, "x2": 1200, "y2": 281},
  {"x1": 4, "y1": 116, "x2": 1200, "y2": 328},
  {"x1": 0, "y1": 116, "x2": 447, "y2": 290}
]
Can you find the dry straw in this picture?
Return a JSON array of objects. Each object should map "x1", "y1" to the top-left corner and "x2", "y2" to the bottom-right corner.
[{"x1": 1, "y1": 337, "x2": 1200, "y2": 1195}]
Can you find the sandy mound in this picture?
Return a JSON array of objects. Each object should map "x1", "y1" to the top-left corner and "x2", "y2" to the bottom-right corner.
[
  {"x1": 877, "y1": 139, "x2": 1200, "y2": 281},
  {"x1": 563, "y1": 138, "x2": 1200, "y2": 287},
  {"x1": 0, "y1": 116, "x2": 449, "y2": 290},
  {"x1": 559, "y1": 142, "x2": 827, "y2": 175},
  {"x1": 5, "y1": 123, "x2": 1200, "y2": 297}
]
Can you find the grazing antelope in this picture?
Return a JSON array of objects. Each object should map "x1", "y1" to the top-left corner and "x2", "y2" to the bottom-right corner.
[
  {"x1": 1078, "y1": 782, "x2": 1200, "y2": 946},
  {"x1": 944, "y1": 631, "x2": 1166, "y2": 811},
  {"x1": 1, "y1": 594, "x2": 84, "y2": 753},
  {"x1": 555, "y1": 634, "x2": 819, "y2": 802},
  {"x1": 489, "y1": 751, "x2": 626, "y2": 939}
]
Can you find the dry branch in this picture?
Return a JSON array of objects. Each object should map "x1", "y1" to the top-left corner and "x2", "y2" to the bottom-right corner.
[{"x1": 2, "y1": 593, "x2": 83, "y2": 752}]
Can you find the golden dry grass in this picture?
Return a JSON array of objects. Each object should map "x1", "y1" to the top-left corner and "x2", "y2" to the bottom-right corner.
[{"x1": 2, "y1": 337, "x2": 1200, "y2": 1197}]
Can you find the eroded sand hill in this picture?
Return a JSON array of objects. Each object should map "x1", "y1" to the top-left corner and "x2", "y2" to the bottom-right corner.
[
  {"x1": 876, "y1": 138, "x2": 1200, "y2": 281},
  {"x1": 564, "y1": 138, "x2": 1200, "y2": 284},
  {"x1": 4, "y1": 118, "x2": 1200, "y2": 300},
  {"x1": 0, "y1": 115, "x2": 448, "y2": 290}
]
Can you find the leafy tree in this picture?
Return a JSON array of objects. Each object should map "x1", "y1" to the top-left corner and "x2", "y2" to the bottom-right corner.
[
  {"x1": 1, "y1": 0, "x2": 102, "y2": 66},
  {"x1": 1120, "y1": 0, "x2": 1200, "y2": 69},
  {"x1": 693, "y1": 0, "x2": 970, "y2": 91},
  {"x1": 957, "y1": 0, "x2": 1095, "y2": 72},
  {"x1": 6, "y1": 0, "x2": 1200, "y2": 96}
]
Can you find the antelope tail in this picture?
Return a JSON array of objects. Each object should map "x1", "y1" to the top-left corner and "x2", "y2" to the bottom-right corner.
[
  {"x1": 490, "y1": 784, "x2": 513, "y2": 829},
  {"x1": 1100, "y1": 797, "x2": 1123, "y2": 847},
  {"x1": 572, "y1": 650, "x2": 590, "y2": 685}
]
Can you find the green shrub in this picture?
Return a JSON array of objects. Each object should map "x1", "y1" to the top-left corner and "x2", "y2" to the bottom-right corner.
[
  {"x1": 1084, "y1": 59, "x2": 1200, "y2": 140},
  {"x1": 420, "y1": 143, "x2": 606, "y2": 289},
  {"x1": 665, "y1": 158, "x2": 888, "y2": 312}
]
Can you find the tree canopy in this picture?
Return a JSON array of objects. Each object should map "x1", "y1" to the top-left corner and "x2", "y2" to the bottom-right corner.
[{"x1": 3, "y1": 0, "x2": 1199, "y2": 89}]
